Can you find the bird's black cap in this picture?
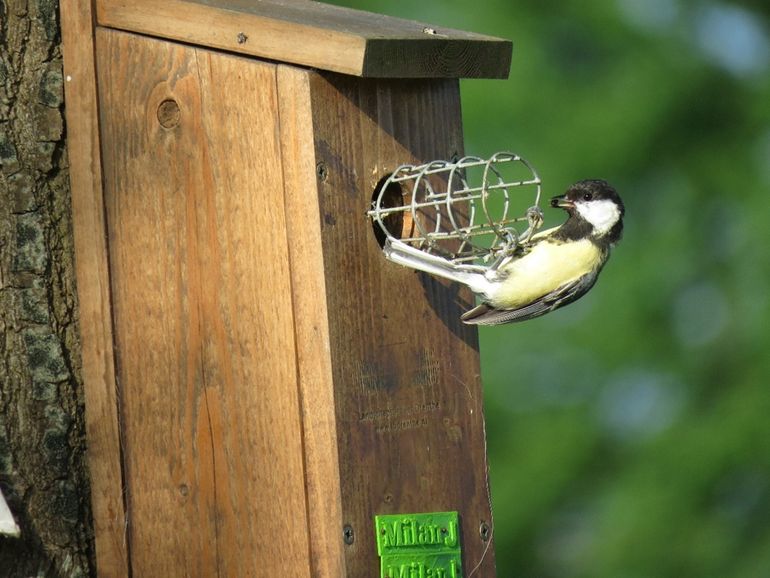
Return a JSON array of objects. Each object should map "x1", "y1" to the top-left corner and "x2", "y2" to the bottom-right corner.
[
  {"x1": 551, "y1": 180, "x2": 625, "y2": 215},
  {"x1": 550, "y1": 179, "x2": 625, "y2": 245}
]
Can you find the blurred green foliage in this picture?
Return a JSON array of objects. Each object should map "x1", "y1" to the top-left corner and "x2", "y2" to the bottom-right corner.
[{"x1": 332, "y1": 1, "x2": 770, "y2": 575}]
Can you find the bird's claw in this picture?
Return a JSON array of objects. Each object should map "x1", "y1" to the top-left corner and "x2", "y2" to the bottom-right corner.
[
  {"x1": 488, "y1": 229, "x2": 518, "y2": 271},
  {"x1": 522, "y1": 206, "x2": 544, "y2": 243}
]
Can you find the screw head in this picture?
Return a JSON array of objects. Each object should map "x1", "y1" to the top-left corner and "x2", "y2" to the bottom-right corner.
[
  {"x1": 479, "y1": 521, "x2": 491, "y2": 541},
  {"x1": 316, "y1": 162, "x2": 328, "y2": 182},
  {"x1": 343, "y1": 524, "x2": 355, "y2": 545},
  {"x1": 236, "y1": 32, "x2": 248, "y2": 44}
]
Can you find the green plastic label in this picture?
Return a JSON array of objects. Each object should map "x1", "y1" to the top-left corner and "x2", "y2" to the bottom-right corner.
[{"x1": 375, "y1": 512, "x2": 462, "y2": 578}]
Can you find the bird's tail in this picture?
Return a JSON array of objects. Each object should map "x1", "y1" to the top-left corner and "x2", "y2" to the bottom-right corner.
[{"x1": 383, "y1": 239, "x2": 488, "y2": 293}]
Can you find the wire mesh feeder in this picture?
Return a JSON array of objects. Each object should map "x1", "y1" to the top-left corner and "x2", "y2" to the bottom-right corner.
[{"x1": 368, "y1": 152, "x2": 544, "y2": 272}]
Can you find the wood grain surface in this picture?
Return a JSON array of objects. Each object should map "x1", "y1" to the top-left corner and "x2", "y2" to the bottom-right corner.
[
  {"x1": 96, "y1": 29, "x2": 311, "y2": 577},
  {"x1": 307, "y1": 72, "x2": 497, "y2": 577},
  {"x1": 96, "y1": 0, "x2": 512, "y2": 78}
]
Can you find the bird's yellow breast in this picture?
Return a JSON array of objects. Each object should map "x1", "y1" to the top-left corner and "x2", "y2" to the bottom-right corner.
[{"x1": 489, "y1": 239, "x2": 604, "y2": 308}]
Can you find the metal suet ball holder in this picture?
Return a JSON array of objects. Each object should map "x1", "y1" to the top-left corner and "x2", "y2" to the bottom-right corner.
[{"x1": 369, "y1": 152, "x2": 544, "y2": 273}]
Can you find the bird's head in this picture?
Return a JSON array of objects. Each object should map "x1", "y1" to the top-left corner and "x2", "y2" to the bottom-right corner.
[{"x1": 550, "y1": 179, "x2": 624, "y2": 244}]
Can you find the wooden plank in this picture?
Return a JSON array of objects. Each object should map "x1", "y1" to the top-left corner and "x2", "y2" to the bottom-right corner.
[
  {"x1": 96, "y1": 0, "x2": 512, "y2": 78},
  {"x1": 95, "y1": 28, "x2": 311, "y2": 577},
  {"x1": 307, "y1": 73, "x2": 497, "y2": 576},
  {"x1": 59, "y1": 2, "x2": 131, "y2": 576},
  {"x1": 276, "y1": 65, "x2": 346, "y2": 578}
]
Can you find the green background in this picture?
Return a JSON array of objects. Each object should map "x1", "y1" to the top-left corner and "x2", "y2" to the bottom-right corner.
[{"x1": 332, "y1": 1, "x2": 770, "y2": 576}]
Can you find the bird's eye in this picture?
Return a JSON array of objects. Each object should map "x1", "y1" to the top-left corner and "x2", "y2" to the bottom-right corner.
[{"x1": 583, "y1": 192, "x2": 593, "y2": 201}]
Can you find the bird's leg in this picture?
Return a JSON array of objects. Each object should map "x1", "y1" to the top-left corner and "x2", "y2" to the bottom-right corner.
[
  {"x1": 488, "y1": 229, "x2": 518, "y2": 272},
  {"x1": 521, "y1": 206, "x2": 544, "y2": 243}
]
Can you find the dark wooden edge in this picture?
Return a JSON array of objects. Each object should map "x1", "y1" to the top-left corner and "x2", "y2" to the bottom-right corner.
[
  {"x1": 277, "y1": 64, "x2": 347, "y2": 577},
  {"x1": 60, "y1": 0, "x2": 131, "y2": 576}
]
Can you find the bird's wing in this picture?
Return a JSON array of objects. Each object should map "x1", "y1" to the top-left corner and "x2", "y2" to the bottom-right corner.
[{"x1": 460, "y1": 270, "x2": 600, "y2": 326}]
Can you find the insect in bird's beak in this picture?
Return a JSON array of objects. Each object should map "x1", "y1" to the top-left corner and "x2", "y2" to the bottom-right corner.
[{"x1": 550, "y1": 194, "x2": 574, "y2": 209}]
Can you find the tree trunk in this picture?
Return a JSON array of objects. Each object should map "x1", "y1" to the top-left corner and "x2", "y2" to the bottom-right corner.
[{"x1": 0, "y1": 0, "x2": 94, "y2": 575}]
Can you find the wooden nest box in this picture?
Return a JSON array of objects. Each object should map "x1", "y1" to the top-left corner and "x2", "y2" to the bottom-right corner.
[{"x1": 62, "y1": 0, "x2": 512, "y2": 576}]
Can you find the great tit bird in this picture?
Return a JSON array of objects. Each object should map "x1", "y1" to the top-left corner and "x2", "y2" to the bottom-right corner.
[{"x1": 384, "y1": 179, "x2": 624, "y2": 325}]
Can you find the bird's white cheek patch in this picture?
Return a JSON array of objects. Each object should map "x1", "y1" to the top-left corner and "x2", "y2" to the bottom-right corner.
[{"x1": 576, "y1": 200, "x2": 621, "y2": 235}]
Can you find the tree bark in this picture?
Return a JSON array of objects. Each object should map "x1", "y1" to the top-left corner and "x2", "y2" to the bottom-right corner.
[{"x1": 0, "y1": 0, "x2": 94, "y2": 575}]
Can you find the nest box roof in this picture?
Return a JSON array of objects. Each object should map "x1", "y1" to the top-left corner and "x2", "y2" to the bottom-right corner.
[{"x1": 97, "y1": 0, "x2": 512, "y2": 78}]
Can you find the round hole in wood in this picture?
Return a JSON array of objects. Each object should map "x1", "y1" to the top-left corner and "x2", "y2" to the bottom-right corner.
[{"x1": 371, "y1": 174, "x2": 414, "y2": 248}]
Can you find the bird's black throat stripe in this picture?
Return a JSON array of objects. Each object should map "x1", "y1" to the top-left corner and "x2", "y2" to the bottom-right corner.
[
  {"x1": 553, "y1": 216, "x2": 592, "y2": 242},
  {"x1": 553, "y1": 214, "x2": 623, "y2": 250}
]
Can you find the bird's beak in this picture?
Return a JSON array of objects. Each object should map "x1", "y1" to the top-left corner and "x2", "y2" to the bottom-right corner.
[{"x1": 550, "y1": 194, "x2": 574, "y2": 209}]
